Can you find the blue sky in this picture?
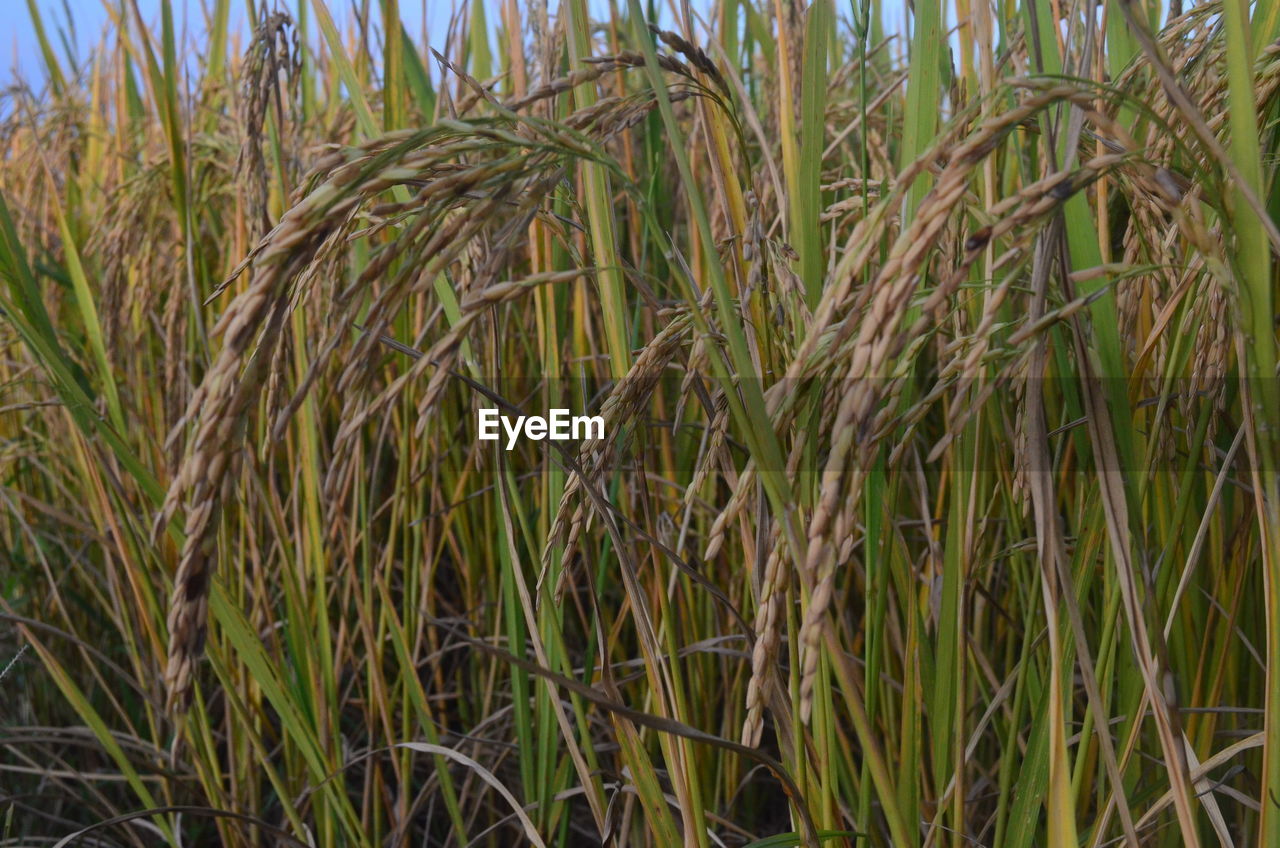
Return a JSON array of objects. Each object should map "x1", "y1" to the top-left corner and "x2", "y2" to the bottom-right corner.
[
  {"x1": 7, "y1": 0, "x2": 919, "y2": 88},
  {"x1": 6, "y1": 1, "x2": 468, "y2": 85}
]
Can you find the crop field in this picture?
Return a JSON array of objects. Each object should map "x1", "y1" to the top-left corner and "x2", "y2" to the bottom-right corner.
[{"x1": 3, "y1": 0, "x2": 1280, "y2": 845}]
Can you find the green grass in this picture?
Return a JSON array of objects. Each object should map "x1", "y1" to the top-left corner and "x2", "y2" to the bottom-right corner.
[{"x1": 2, "y1": 0, "x2": 1280, "y2": 845}]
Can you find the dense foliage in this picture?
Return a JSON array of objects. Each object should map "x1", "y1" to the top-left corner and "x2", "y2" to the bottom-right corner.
[{"x1": 4, "y1": 0, "x2": 1280, "y2": 845}]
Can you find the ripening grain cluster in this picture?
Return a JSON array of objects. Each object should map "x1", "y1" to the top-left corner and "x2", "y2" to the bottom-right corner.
[{"x1": 3, "y1": 0, "x2": 1280, "y2": 846}]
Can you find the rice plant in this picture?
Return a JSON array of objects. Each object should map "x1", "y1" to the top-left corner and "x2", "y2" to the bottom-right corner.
[{"x1": 3, "y1": 0, "x2": 1280, "y2": 845}]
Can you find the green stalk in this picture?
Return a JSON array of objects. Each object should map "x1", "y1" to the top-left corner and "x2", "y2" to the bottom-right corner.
[
  {"x1": 796, "y1": 0, "x2": 831, "y2": 307},
  {"x1": 1221, "y1": 2, "x2": 1280, "y2": 843},
  {"x1": 565, "y1": 0, "x2": 632, "y2": 381}
]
